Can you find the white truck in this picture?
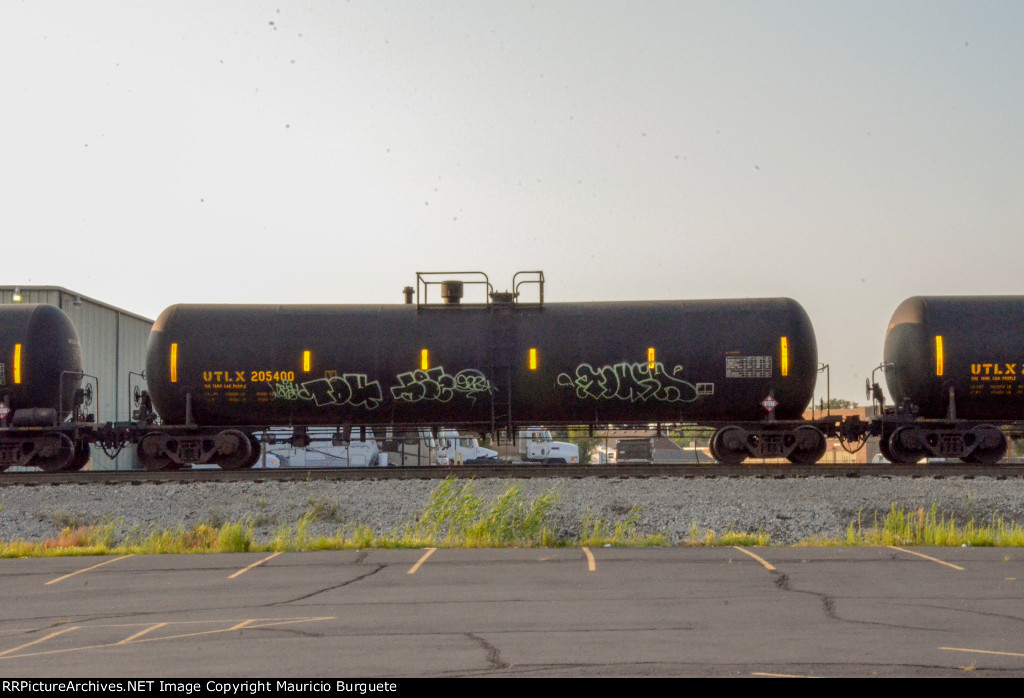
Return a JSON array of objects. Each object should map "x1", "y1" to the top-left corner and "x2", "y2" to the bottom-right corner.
[
  {"x1": 436, "y1": 429, "x2": 499, "y2": 465},
  {"x1": 260, "y1": 427, "x2": 380, "y2": 467},
  {"x1": 517, "y1": 427, "x2": 580, "y2": 464},
  {"x1": 251, "y1": 426, "x2": 578, "y2": 467},
  {"x1": 252, "y1": 427, "x2": 498, "y2": 467}
]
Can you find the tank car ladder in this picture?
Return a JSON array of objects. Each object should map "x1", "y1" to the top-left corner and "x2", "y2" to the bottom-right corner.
[{"x1": 487, "y1": 316, "x2": 515, "y2": 440}]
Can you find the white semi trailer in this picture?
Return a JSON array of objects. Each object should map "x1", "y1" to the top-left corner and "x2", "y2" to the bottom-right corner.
[
  {"x1": 252, "y1": 426, "x2": 579, "y2": 467},
  {"x1": 259, "y1": 428, "x2": 381, "y2": 467},
  {"x1": 436, "y1": 429, "x2": 499, "y2": 465},
  {"x1": 517, "y1": 427, "x2": 580, "y2": 464}
]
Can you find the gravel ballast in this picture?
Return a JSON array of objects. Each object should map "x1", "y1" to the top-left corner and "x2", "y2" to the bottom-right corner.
[{"x1": 2, "y1": 477, "x2": 1023, "y2": 546}]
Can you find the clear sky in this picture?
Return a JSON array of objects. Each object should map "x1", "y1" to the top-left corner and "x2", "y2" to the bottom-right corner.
[{"x1": 3, "y1": 1, "x2": 1022, "y2": 404}]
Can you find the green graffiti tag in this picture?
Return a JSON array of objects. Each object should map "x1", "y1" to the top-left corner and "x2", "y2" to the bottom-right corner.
[
  {"x1": 272, "y1": 374, "x2": 383, "y2": 410},
  {"x1": 556, "y1": 361, "x2": 699, "y2": 403},
  {"x1": 272, "y1": 381, "x2": 309, "y2": 401},
  {"x1": 391, "y1": 367, "x2": 493, "y2": 404}
]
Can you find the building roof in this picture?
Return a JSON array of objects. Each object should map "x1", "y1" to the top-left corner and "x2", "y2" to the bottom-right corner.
[{"x1": 0, "y1": 285, "x2": 152, "y2": 323}]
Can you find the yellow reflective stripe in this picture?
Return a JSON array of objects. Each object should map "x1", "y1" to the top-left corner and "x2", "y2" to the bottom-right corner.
[
  {"x1": 303, "y1": 350, "x2": 311, "y2": 372},
  {"x1": 529, "y1": 348, "x2": 537, "y2": 370},
  {"x1": 935, "y1": 336, "x2": 944, "y2": 376},
  {"x1": 647, "y1": 347, "x2": 655, "y2": 371},
  {"x1": 13, "y1": 344, "x2": 21, "y2": 384},
  {"x1": 420, "y1": 349, "x2": 429, "y2": 370},
  {"x1": 780, "y1": 337, "x2": 789, "y2": 377},
  {"x1": 170, "y1": 343, "x2": 178, "y2": 383}
]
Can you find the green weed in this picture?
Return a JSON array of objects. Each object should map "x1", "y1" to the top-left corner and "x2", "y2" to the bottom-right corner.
[
  {"x1": 304, "y1": 498, "x2": 341, "y2": 523},
  {"x1": 45, "y1": 511, "x2": 96, "y2": 530},
  {"x1": 13, "y1": 486, "x2": 1024, "y2": 557},
  {"x1": 683, "y1": 525, "x2": 771, "y2": 547},
  {"x1": 201, "y1": 511, "x2": 225, "y2": 530},
  {"x1": 580, "y1": 506, "x2": 668, "y2": 546},
  {"x1": 216, "y1": 521, "x2": 254, "y2": 552},
  {"x1": 845, "y1": 504, "x2": 1024, "y2": 547}
]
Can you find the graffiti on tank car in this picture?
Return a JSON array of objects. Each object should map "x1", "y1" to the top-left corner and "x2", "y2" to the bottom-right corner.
[
  {"x1": 391, "y1": 367, "x2": 493, "y2": 404},
  {"x1": 272, "y1": 374, "x2": 383, "y2": 410},
  {"x1": 452, "y1": 369, "x2": 493, "y2": 401},
  {"x1": 272, "y1": 380, "x2": 309, "y2": 401},
  {"x1": 556, "y1": 361, "x2": 699, "y2": 403},
  {"x1": 302, "y1": 374, "x2": 384, "y2": 409}
]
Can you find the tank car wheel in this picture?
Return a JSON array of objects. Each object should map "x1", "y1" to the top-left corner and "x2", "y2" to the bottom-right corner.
[
  {"x1": 242, "y1": 435, "x2": 262, "y2": 469},
  {"x1": 138, "y1": 433, "x2": 175, "y2": 471},
  {"x1": 213, "y1": 430, "x2": 254, "y2": 470},
  {"x1": 65, "y1": 443, "x2": 91, "y2": 472},
  {"x1": 710, "y1": 427, "x2": 747, "y2": 464},
  {"x1": 786, "y1": 426, "x2": 827, "y2": 465},
  {"x1": 877, "y1": 434, "x2": 897, "y2": 464},
  {"x1": 33, "y1": 432, "x2": 76, "y2": 472},
  {"x1": 963, "y1": 425, "x2": 1008, "y2": 464},
  {"x1": 888, "y1": 427, "x2": 925, "y2": 465}
]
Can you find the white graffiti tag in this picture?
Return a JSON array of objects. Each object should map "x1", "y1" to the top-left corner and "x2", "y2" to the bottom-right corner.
[
  {"x1": 272, "y1": 374, "x2": 383, "y2": 410},
  {"x1": 391, "y1": 367, "x2": 493, "y2": 404},
  {"x1": 556, "y1": 361, "x2": 699, "y2": 403}
]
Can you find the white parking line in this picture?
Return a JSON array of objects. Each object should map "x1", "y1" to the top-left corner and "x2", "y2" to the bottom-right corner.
[
  {"x1": 582, "y1": 547, "x2": 596, "y2": 571},
  {"x1": 751, "y1": 671, "x2": 820, "y2": 678},
  {"x1": 888, "y1": 546, "x2": 964, "y2": 571},
  {"x1": 0, "y1": 617, "x2": 335, "y2": 660},
  {"x1": 408, "y1": 548, "x2": 436, "y2": 574},
  {"x1": 733, "y1": 546, "x2": 776, "y2": 571},
  {"x1": 229, "y1": 551, "x2": 281, "y2": 579},
  {"x1": 0, "y1": 626, "x2": 80, "y2": 657},
  {"x1": 941, "y1": 646, "x2": 1024, "y2": 659},
  {"x1": 117, "y1": 623, "x2": 167, "y2": 645},
  {"x1": 46, "y1": 556, "x2": 131, "y2": 585}
]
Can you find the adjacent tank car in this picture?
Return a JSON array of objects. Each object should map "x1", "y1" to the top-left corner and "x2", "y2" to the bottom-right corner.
[
  {"x1": 878, "y1": 296, "x2": 1024, "y2": 464},
  {"x1": 0, "y1": 304, "x2": 91, "y2": 471},
  {"x1": 139, "y1": 274, "x2": 822, "y2": 469}
]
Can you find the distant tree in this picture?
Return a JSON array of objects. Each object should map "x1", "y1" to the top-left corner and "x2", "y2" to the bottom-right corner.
[{"x1": 567, "y1": 426, "x2": 599, "y2": 465}]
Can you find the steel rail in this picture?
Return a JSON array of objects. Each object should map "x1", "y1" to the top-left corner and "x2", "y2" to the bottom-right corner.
[{"x1": 2, "y1": 462, "x2": 1023, "y2": 486}]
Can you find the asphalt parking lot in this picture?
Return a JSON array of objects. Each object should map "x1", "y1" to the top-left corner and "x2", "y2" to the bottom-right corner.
[{"x1": 1, "y1": 546, "x2": 1022, "y2": 677}]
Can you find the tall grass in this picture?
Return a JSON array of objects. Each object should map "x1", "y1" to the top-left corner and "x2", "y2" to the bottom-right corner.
[
  {"x1": 581, "y1": 506, "x2": 668, "y2": 546},
  {"x1": 845, "y1": 504, "x2": 1024, "y2": 546},
  {"x1": 683, "y1": 524, "x2": 771, "y2": 547},
  {"x1": 0, "y1": 520, "x2": 255, "y2": 557},
  {"x1": 398, "y1": 478, "x2": 558, "y2": 547},
  {"x1": 0, "y1": 478, "x2": 656, "y2": 555},
  {"x1": 9, "y1": 482, "x2": 1024, "y2": 556}
]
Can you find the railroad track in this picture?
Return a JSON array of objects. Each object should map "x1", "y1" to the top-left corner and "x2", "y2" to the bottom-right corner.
[{"x1": 3, "y1": 462, "x2": 1024, "y2": 486}]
